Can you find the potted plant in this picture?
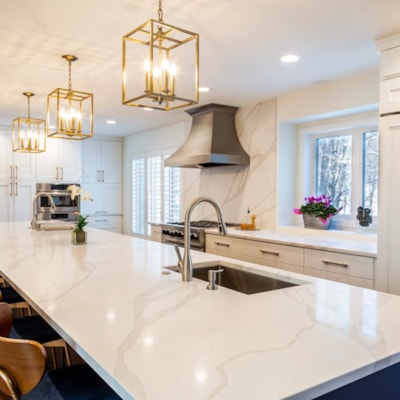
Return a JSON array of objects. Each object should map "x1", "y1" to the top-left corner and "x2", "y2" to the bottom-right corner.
[
  {"x1": 293, "y1": 194, "x2": 341, "y2": 230},
  {"x1": 71, "y1": 214, "x2": 89, "y2": 244},
  {"x1": 68, "y1": 185, "x2": 92, "y2": 244}
]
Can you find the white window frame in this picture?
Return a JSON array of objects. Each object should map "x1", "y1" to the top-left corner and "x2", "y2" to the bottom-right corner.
[{"x1": 298, "y1": 113, "x2": 379, "y2": 231}]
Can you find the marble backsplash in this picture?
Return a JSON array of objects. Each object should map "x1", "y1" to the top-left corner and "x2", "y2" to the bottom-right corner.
[{"x1": 181, "y1": 99, "x2": 277, "y2": 229}]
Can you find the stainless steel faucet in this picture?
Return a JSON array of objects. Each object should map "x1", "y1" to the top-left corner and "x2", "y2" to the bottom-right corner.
[
  {"x1": 181, "y1": 197, "x2": 227, "y2": 281},
  {"x1": 31, "y1": 192, "x2": 56, "y2": 230}
]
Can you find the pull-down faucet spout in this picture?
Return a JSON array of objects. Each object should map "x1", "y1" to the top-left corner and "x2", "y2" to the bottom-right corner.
[{"x1": 182, "y1": 197, "x2": 227, "y2": 282}]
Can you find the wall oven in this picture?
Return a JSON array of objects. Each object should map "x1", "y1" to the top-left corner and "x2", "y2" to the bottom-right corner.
[{"x1": 35, "y1": 183, "x2": 80, "y2": 223}]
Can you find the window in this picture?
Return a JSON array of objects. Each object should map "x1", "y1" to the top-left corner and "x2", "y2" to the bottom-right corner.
[
  {"x1": 302, "y1": 116, "x2": 379, "y2": 229},
  {"x1": 132, "y1": 151, "x2": 181, "y2": 236}
]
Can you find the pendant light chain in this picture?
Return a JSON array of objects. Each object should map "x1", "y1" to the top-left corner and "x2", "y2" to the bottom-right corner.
[
  {"x1": 27, "y1": 95, "x2": 31, "y2": 119},
  {"x1": 158, "y1": 0, "x2": 163, "y2": 22},
  {"x1": 68, "y1": 59, "x2": 72, "y2": 91}
]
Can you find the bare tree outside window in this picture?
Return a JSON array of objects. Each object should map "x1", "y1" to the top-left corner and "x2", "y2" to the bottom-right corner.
[
  {"x1": 363, "y1": 131, "x2": 379, "y2": 215},
  {"x1": 316, "y1": 135, "x2": 352, "y2": 214}
]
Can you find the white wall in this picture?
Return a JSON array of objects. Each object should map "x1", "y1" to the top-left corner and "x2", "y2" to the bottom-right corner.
[{"x1": 123, "y1": 69, "x2": 379, "y2": 234}]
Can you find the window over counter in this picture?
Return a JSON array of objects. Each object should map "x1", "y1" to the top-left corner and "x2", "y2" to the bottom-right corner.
[
  {"x1": 279, "y1": 112, "x2": 379, "y2": 231},
  {"x1": 131, "y1": 150, "x2": 181, "y2": 237}
]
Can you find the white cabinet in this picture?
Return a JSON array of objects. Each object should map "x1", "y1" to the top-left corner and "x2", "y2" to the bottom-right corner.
[
  {"x1": 0, "y1": 133, "x2": 35, "y2": 222},
  {"x1": 303, "y1": 249, "x2": 374, "y2": 289},
  {"x1": 87, "y1": 215, "x2": 122, "y2": 233},
  {"x1": 36, "y1": 139, "x2": 82, "y2": 182},
  {"x1": 378, "y1": 37, "x2": 400, "y2": 115},
  {"x1": 82, "y1": 140, "x2": 121, "y2": 184},
  {"x1": 80, "y1": 139, "x2": 123, "y2": 233},
  {"x1": 80, "y1": 183, "x2": 122, "y2": 215}
]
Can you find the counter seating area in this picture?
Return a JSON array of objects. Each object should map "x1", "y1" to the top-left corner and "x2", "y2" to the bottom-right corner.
[{"x1": 0, "y1": 302, "x2": 122, "y2": 400}]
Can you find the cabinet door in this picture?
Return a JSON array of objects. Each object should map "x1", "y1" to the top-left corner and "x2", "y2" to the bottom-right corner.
[
  {"x1": 60, "y1": 140, "x2": 82, "y2": 182},
  {"x1": 81, "y1": 140, "x2": 100, "y2": 183},
  {"x1": 80, "y1": 183, "x2": 122, "y2": 215},
  {"x1": 100, "y1": 140, "x2": 121, "y2": 184},
  {"x1": 0, "y1": 181, "x2": 13, "y2": 222},
  {"x1": 36, "y1": 139, "x2": 60, "y2": 181},
  {"x1": 13, "y1": 181, "x2": 35, "y2": 222}
]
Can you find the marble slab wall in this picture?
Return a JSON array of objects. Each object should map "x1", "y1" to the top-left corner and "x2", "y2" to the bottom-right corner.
[{"x1": 181, "y1": 99, "x2": 277, "y2": 229}]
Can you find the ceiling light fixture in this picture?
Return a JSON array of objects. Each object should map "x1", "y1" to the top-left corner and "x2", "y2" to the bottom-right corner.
[
  {"x1": 199, "y1": 87, "x2": 211, "y2": 93},
  {"x1": 12, "y1": 92, "x2": 46, "y2": 153},
  {"x1": 47, "y1": 55, "x2": 94, "y2": 140},
  {"x1": 280, "y1": 54, "x2": 301, "y2": 63},
  {"x1": 122, "y1": 0, "x2": 199, "y2": 111}
]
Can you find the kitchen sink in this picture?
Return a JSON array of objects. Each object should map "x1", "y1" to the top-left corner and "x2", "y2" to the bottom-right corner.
[{"x1": 164, "y1": 262, "x2": 302, "y2": 294}]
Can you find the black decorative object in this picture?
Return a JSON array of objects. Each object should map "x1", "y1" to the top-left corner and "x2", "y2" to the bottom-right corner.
[{"x1": 357, "y1": 206, "x2": 372, "y2": 227}]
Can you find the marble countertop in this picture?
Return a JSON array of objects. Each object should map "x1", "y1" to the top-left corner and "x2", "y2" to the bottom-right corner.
[
  {"x1": 206, "y1": 228, "x2": 377, "y2": 258},
  {"x1": 0, "y1": 222, "x2": 397, "y2": 400}
]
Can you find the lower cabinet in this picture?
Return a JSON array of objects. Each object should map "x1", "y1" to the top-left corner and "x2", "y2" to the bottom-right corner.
[
  {"x1": 87, "y1": 215, "x2": 122, "y2": 233},
  {"x1": 205, "y1": 233, "x2": 304, "y2": 274},
  {"x1": 303, "y1": 249, "x2": 374, "y2": 289},
  {"x1": 205, "y1": 233, "x2": 375, "y2": 289}
]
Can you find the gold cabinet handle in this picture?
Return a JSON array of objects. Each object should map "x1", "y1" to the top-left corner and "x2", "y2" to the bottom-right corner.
[
  {"x1": 260, "y1": 249, "x2": 280, "y2": 256},
  {"x1": 322, "y1": 259, "x2": 349, "y2": 268},
  {"x1": 214, "y1": 241, "x2": 230, "y2": 247}
]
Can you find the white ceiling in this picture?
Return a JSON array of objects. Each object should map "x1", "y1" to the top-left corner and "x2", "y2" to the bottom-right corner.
[{"x1": 1, "y1": 0, "x2": 399, "y2": 138}]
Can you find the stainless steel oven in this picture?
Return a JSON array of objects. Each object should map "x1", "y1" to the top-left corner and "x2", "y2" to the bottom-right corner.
[{"x1": 35, "y1": 183, "x2": 80, "y2": 223}]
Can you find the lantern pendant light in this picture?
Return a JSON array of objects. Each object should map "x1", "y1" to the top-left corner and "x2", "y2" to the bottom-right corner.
[
  {"x1": 122, "y1": 0, "x2": 199, "y2": 111},
  {"x1": 12, "y1": 92, "x2": 46, "y2": 153},
  {"x1": 47, "y1": 55, "x2": 94, "y2": 140}
]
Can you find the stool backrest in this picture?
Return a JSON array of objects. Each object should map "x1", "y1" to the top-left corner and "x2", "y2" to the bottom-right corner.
[
  {"x1": 0, "y1": 303, "x2": 12, "y2": 338},
  {"x1": 0, "y1": 336, "x2": 47, "y2": 398}
]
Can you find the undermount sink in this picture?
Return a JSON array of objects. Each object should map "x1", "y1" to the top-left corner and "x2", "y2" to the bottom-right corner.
[{"x1": 164, "y1": 262, "x2": 304, "y2": 294}]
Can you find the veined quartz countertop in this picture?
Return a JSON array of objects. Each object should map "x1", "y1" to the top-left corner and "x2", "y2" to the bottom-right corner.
[
  {"x1": 206, "y1": 227, "x2": 377, "y2": 258},
  {"x1": 0, "y1": 222, "x2": 396, "y2": 400}
]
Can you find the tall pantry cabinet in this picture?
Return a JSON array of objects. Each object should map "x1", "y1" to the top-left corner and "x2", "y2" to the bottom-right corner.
[
  {"x1": 376, "y1": 33, "x2": 400, "y2": 294},
  {"x1": 80, "y1": 139, "x2": 122, "y2": 232},
  {"x1": 0, "y1": 132, "x2": 35, "y2": 222}
]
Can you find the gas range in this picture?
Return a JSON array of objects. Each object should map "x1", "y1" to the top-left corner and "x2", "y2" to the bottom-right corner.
[{"x1": 160, "y1": 220, "x2": 238, "y2": 251}]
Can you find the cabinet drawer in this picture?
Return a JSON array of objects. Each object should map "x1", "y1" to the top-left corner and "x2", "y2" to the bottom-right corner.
[
  {"x1": 303, "y1": 268, "x2": 374, "y2": 289},
  {"x1": 304, "y1": 249, "x2": 374, "y2": 280},
  {"x1": 244, "y1": 240, "x2": 303, "y2": 267}
]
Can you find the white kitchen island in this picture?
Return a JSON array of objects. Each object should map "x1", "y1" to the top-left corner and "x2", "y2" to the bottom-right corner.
[{"x1": 1, "y1": 221, "x2": 400, "y2": 399}]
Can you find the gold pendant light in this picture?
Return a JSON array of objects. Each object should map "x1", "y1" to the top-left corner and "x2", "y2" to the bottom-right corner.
[
  {"x1": 47, "y1": 55, "x2": 94, "y2": 140},
  {"x1": 12, "y1": 92, "x2": 46, "y2": 153},
  {"x1": 122, "y1": 0, "x2": 199, "y2": 111}
]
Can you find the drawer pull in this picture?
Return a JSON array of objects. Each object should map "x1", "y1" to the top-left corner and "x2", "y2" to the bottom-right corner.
[
  {"x1": 260, "y1": 249, "x2": 279, "y2": 256},
  {"x1": 214, "y1": 241, "x2": 230, "y2": 247},
  {"x1": 322, "y1": 259, "x2": 349, "y2": 268}
]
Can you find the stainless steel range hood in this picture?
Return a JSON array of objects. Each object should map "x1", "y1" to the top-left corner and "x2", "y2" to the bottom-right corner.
[{"x1": 165, "y1": 103, "x2": 250, "y2": 168}]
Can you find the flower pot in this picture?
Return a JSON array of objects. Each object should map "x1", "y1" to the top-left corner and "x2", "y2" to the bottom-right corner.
[
  {"x1": 71, "y1": 230, "x2": 87, "y2": 245},
  {"x1": 302, "y1": 214, "x2": 331, "y2": 230}
]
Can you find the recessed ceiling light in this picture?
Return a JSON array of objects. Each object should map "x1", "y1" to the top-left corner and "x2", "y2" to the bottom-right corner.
[
  {"x1": 199, "y1": 87, "x2": 211, "y2": 92},
  {"x1": 143, "y1": 107, "x2": 153, "y2": 111},
  {"x1": 280, "y1": 54, "x2": 301, "y2": 63},
  {"x1": 106, "y1": 120, "x2": 116, "y2": 124}
]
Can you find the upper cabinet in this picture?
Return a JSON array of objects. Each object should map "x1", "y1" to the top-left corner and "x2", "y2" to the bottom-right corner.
[
  {"x1": 81, "y1": 139, "x2": 121, "y2": 184},
  {"x1": 36, "y1": 139, "x2": 82, "y2": 183},
  {"x1": 377, "y1": 34, "x2": 400, "y2": 115},
  {"x1": 0, "y1": 133, "x2": 36, "y2": 181}
]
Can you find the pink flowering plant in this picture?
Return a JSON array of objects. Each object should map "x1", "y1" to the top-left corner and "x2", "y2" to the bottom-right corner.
[{"x1": 293, "y1": 194, "x2": 341, "y2": 224}]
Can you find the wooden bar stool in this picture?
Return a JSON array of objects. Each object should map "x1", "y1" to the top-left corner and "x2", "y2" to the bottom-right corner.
[{"x1": 0, "y1": 303, "x2": 121, "y2": 399}]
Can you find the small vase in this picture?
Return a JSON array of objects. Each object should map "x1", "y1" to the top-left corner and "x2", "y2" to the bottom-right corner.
[
  {"x1": 71, "y1": 230, "x2": 87, "y2": 245},
  {"x1": 303, "y1": 214, "x2": 331, "y2": 230}
]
